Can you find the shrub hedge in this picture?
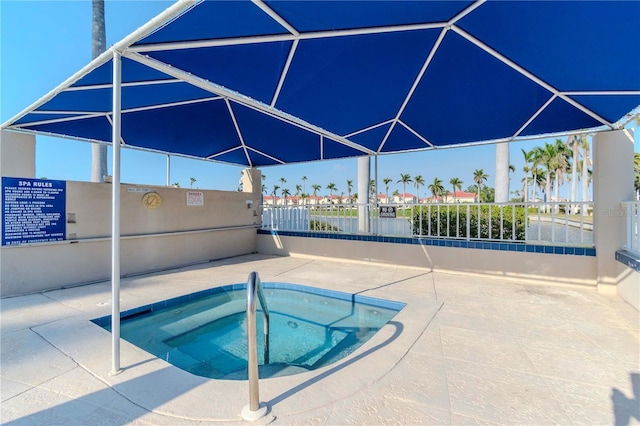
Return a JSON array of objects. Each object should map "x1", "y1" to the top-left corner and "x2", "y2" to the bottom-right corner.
[{"x1": 410, "y1": 205, "x2": 527, "y2": 240}]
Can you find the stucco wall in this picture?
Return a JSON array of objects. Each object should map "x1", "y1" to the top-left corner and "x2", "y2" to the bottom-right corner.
[
  {"x1": 257, "y1": 234, "x2": 597, "y2": 287},
  {"x1": 593, "y1": 130, "x2": 635, "y2": 292},
  {"x1": 0, "y1": 131, "x2": 35, "y2": 179},
  {"x1": 616, "y1": 268, "x2": 640, "y2": 310},
  {"x1": 1, "y1": 181, "x2": 261, "y2": 297}
]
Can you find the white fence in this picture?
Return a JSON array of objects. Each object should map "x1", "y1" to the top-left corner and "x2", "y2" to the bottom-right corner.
[
  {"x1": 262, "y1": 201, "x2": 594, "y2": 246},
  {"x1": 622, "y1": 201, "x2": 640, "y2": 255}
]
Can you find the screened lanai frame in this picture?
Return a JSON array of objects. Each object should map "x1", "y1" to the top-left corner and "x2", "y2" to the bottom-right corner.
[{"x1": 2, "y1": 0, "x2": 639, "y2": 373}]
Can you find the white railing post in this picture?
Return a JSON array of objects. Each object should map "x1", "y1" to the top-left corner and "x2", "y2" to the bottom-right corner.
[{"x1": 466, "y1": 204, "x2": 470, "y2": 241}]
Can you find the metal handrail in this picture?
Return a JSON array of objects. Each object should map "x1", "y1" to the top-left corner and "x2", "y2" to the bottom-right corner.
[{"x1": 245, "y1": 271, "x2": 269, "y2": 418}]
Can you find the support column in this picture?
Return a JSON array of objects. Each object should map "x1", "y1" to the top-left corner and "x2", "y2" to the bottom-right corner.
[
  {"x1": 593, "y1": 129, "x2": 635, "y2": 293},
  {"x1": 494, "y1": 142, "x2": 510, "y2": 203},
  {"x1": 111, "y1": 51, "x2": 122, "y2": 375},
  {"x1": 357, "y1": 156, "x2": 370, "y2": 233},
  {"x1": 241, "y1": 167, "x2": 262, "y2": 195},
  {"x1": 242, "y1": 167, "x2": 262, "y2": 224}
]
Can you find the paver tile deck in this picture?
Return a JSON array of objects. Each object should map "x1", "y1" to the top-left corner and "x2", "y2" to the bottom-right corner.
[{"x1": 1, "y1": 254, "x2": 638, "y2": 425}]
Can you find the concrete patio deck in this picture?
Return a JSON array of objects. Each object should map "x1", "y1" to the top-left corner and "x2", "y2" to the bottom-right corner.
[{"x1": 1, "y1": 253, "x2": 638, "y2": 425}]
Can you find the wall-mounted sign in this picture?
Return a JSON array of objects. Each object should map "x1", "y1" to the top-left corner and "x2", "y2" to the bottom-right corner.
[
  {"x1": 2, "y1": 177, "x2": 66, "y2": 246},
  {"x1": 379, "y1": 206, "x2": 397, "y2": 218},
  {"x1": 142, "y1": 192, "x2": 162, "y2": 209},
  {"x1": 186, "y1": 191, "x2": 204, "y2": 206}
]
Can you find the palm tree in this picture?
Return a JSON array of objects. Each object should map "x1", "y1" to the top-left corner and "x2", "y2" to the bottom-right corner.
[
  {"x1": 414, "y1": 175, "x2": 425, "y2": 203},
  {"x1": 473, "y1": 169, "x2": 488, "y2": 201},
  {"x1": 397, "y1": 174, "x2": 412, "y2": 203},
  {"x1": 428, "y1": 177, "x2": 445, "y2": 202},
  {"x1": 190, "y1": 177, "x2": 197, "y2": 188},
  {"x1": 567, "y1": 136, "x2": 580, "y2": 212},
  {"x1": 539, "y1": 142, "x2": 557, "y2": 210},
  {"x1": 551, "y1": 139, "x2": 571, "y2": 210},
  {"x1": 580, "y1": 136, "x2": 592, "y2": 205},
  {"x1": 279, "y1": 177, "x2": 286, "y2": 188},
  {"x1": 392, "y1": 189, "x2": 400, "y2": 202},
  {"x1": 450, "y1": 177, "x2": 463, "y2": 202},
  {"x1": 529, "y1": 146, "x2": 545, "y2": 202},
  {"x1": 91, "y1": 0, "x2": 107, "y2": 183},
  {"x1": 369, "y1": 179, "x2": 376, "y2": 202},
  {"x1": 311, "y1": 183, "x2": 321, "y2": 200},
  {"x1": 383, "y1": 177, "x2": 392, "y2": 203},
  {"x1": 326, "y1": 183, "x2": 337, "y2": 202},
  {"x1": 295, "y1": 184, "x2": 302, "y2": 204},
  {"x1": 302, "y1": 175, "x2": 308, "y2": 195},
  {"x1": 261, "y1": 184, "x2": 267, "y2": 195},
  {"x1": 521, "y1": 148, "x2": 535, "y2": 203},
  {"x1": 533, "y1": 169, "x2": 545, "y2": 201},
  {"x1": 272, "y1": 184, "x2": 280, "y2": 198},
  {"x1": 346, "y1": 179, "x2": 353, "y2": 203},
  {"x1": 281, "y1": 187, "x2": 290, "y2": 205}
]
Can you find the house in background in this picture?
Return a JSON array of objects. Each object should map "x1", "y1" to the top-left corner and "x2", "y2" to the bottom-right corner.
[
  {"x1": 444, "y1": 191, "x2": 477, "y2": 203},
  {"x1": 263, "y1": 195, "x2": 279, "y2": 205},
  {"x1": 376, "y1": 193, "x2": 390, "y2": 204},
  {"x1": 393, "y1": 193, "x2": 417, "y2": 203},
  {"x1": 305, "y1": 195, "x2": 324, "y2": 205}
]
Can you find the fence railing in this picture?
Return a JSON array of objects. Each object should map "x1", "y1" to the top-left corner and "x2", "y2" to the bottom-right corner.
[
  {"x1": 262, "y1": 201, "x2": 594, "y2": 246},
  {"x1": 622, "y1": 201, "x2": 640, "y2": 256}
]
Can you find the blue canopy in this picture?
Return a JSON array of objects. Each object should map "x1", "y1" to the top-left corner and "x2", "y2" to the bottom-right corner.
[{"x1": 3, "y1": 0, "x2": 639, "y2": 167}]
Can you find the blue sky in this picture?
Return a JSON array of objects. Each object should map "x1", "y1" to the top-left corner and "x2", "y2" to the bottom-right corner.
[{"x1": 1, "y1": 1, "x2": 637, "y2": 198}]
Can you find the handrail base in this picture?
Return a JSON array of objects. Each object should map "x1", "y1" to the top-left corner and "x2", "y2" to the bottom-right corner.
[{"x1": 242, "y1": 402, "x2": 269, "y2": 421}]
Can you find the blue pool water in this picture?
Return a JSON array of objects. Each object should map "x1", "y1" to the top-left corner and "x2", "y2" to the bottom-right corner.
[{"x1": 93, "y1": 283, "x2": 404, "y2": 380}]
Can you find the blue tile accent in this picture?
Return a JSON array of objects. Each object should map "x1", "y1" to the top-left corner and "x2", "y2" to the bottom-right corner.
[{"x1": 258, "y1": 230, "x2": 595, "y2": 257}]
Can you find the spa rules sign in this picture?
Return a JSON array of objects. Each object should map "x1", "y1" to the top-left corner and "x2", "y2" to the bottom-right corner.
[{"x1": 2, "y1": 177, "x2": 66, "y2": 246}]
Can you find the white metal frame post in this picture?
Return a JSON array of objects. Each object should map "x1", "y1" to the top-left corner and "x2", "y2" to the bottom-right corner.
[
  {"x1": 166, "y1": 154, "x2": 171, "y2": 186},
  {"x1": 111, "y1": 50, "x2": 123, "y2": 375},
  {"x1": 357, "y1": 156, "x2": 370, "y2": 233}
]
